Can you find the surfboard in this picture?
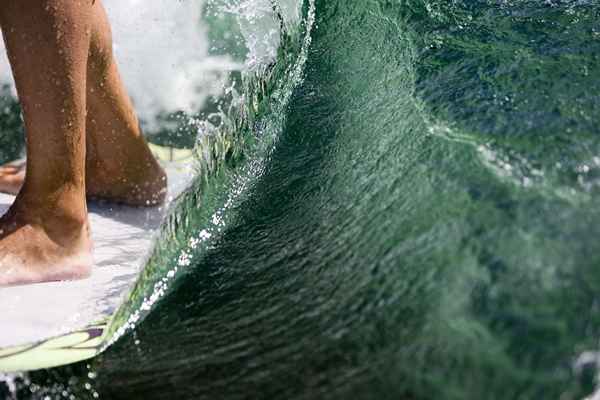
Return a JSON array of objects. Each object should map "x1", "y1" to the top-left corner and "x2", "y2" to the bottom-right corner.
[{"x1": 0, "y1": 144, "x2": 194, "y2": 373}]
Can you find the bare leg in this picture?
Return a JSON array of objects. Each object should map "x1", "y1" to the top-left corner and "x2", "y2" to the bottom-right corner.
[
  {"x1": 85, "y1": 1, "x2": 166, "y2": 206},
  {"x1": 0, "y1": 1, "x2": 166, "y2": 206},
  {"x1": 0, "y1": 0, "x2": 93, "y2": 286}
]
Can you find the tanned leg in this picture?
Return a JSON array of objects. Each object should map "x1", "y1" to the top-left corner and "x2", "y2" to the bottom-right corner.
[
  {"x1": 85, "y1": 1, "x2": 166, "y2": 206},
  {"x1": 0, "y1": 0, "x2": 93, "y2": 286},
  {"x1": 0, "y1": 0, "x2": 167, "y2": 206}
]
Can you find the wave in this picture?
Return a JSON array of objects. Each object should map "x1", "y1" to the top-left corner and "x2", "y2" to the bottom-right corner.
[
  {"x1": 105, "y1": 0, "x2": 316, "y2": 347},
  {"x1": 4, "y1": 1, "x2": 600, "y2": 399}
]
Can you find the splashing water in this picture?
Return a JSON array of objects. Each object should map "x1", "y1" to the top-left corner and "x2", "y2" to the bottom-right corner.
[
  {"x1": 0, "y1": 0, "x2": 241, "y2": 128},
  {"x1": 4, "y1": 1, "x2": 600, "y2": 399}
]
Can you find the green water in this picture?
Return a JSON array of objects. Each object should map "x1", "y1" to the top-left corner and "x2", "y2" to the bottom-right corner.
[{"x1": 4, "y1": 0, "x2": 600, "y2": 399}]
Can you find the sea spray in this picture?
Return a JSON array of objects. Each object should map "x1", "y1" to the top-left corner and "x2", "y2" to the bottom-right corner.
[
  {"x1": 3, "y1": 1, "x2": 600, "y2": 399},
  {"x1": 0, "y1": 0, "x2": 239, "y2": 131},
  {"x1": 105, "y1": 0, "x2": 313, "y2": 346}
]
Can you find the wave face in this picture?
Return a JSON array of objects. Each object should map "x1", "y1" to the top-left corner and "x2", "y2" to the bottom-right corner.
[{"x1": 5, "y1": 0, "x2": 600, "y2": 399}]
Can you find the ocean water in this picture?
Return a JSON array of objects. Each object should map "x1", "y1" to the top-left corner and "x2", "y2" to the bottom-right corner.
[{"x1": 2, "y1": 0, "x2": 600, "y2": 399}]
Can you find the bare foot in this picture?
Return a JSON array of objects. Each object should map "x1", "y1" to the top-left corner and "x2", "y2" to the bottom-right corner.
[
  {"x1": 86, "y1": 145, "x2": 168, "y2": 207},
  {"x1": 0, "y1": 153, "x2": 167, "y2": 206},
  {"x1": 0, "y1": 192, "x2": 92, "y2": 287},
  {"x1": 0, "y1": 160, "x2": 25, "y2": 196}
]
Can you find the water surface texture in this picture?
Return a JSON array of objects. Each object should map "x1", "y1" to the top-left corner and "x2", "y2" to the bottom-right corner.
[{"x1": 2, "y1": 0, "x2": 600, "y2": 399}]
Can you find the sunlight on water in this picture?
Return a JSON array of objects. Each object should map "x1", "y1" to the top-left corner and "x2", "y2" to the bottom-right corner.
[{"x1": 7, "y1": 1, "x2": 600, "y2": 399}]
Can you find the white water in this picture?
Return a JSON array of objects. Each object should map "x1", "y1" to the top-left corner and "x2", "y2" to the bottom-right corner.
[
  {"x1": 0, "y1": 0, "x2": 300, "y2": 131},
  {"x1": 0, "y1": 0, "x2": 240, "y2": 129}
]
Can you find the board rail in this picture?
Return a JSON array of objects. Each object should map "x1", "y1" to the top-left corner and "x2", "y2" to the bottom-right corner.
[{"x1": 0, "y1": 322, "x2": 108, "y2": 372}]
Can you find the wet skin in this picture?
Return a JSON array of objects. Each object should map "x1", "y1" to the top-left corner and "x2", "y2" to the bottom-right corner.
[{"x1": 0, "y1": 0, "x2": 166, "y2": 286}]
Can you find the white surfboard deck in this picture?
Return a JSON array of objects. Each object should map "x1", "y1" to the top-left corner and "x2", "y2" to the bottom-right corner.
[{"x1": 0, "y1": 152, "x2": 194, "y2": 359}]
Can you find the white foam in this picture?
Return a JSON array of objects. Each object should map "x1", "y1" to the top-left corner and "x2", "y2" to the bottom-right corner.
[{"x1": 0, "y1": 0, "x2": 240, "y2": 128}]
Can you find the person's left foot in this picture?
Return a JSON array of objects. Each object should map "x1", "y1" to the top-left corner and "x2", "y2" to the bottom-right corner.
[{"x1": 0, "y1": 190, "x2": 93, "y2": 287}]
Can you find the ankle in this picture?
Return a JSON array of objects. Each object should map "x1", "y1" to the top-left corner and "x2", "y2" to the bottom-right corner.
[{"x1": 15, "y1": 186, "x2": 88, "y2": 227}]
